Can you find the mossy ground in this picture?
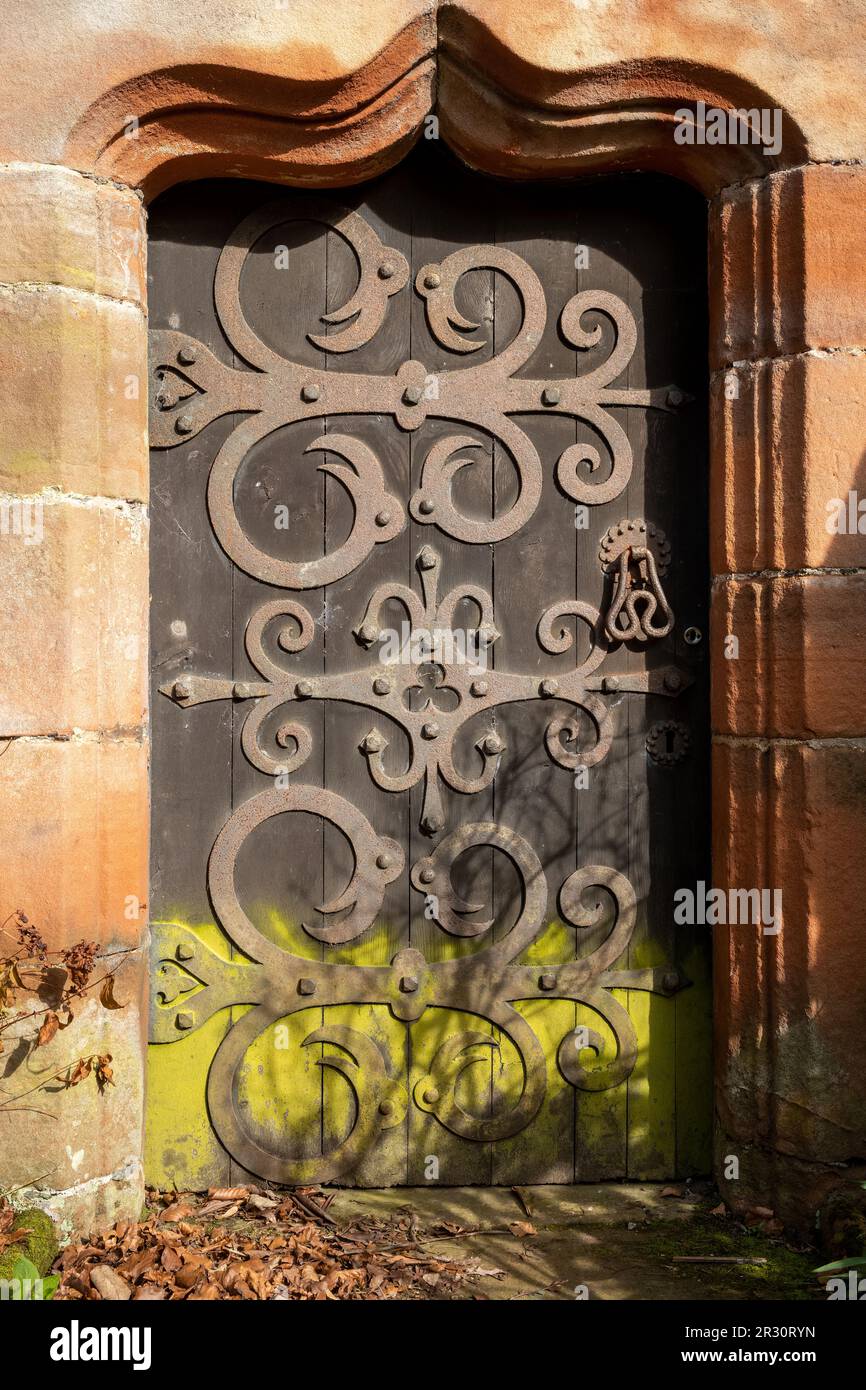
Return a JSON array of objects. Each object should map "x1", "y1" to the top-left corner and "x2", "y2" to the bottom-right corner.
[
  {"x1": 0, "y1": 1208, "x2": 58, "y2": 1281},
  {"x1": 640, "y1": 1209, "x2": 816, "y2": 1301}
]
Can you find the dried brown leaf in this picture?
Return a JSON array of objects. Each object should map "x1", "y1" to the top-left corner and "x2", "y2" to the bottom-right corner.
[
  {"x1": 99, "y1": 975, "x2": 126, "y2": 1010},
  {"x1": 36, "y1": 1011, "x2": 60, "y2": 1047}
]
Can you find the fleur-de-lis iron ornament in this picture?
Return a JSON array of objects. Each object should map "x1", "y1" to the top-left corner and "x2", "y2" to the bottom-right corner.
[
  {"x1": 159, "y1": 545, "x2": 691, "y2": 840},
  {"x1": 149, "y1": 200, "x2": 692, "y2": 1183}
]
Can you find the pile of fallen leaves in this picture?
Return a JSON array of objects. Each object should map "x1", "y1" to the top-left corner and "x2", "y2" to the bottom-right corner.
[{"x1": 53, "y1": 1186, "x2": 495, "y2": 1301}]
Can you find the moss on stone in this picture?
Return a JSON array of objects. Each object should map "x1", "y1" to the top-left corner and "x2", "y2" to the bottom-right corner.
[{"x1": 0, "y1": 1208, "x2": 58, "y2": 1281}]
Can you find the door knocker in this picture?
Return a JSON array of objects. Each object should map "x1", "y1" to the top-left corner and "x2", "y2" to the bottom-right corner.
[{"x1": 599, "y1": 519, "x2": 674, "y2": 644}]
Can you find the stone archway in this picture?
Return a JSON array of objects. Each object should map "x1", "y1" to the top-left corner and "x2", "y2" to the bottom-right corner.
[{"x1": 1, "y1": 1, "x2": 864, "y2": 1232}]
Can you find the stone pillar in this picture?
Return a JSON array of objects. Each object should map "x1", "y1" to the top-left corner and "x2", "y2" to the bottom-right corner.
[
  {"x1": 710, "y1": 164, "x2": 866, "y2": 1229},
  {"x1": 0, "y1": 165, "x2": 149, "y2": 1235}
]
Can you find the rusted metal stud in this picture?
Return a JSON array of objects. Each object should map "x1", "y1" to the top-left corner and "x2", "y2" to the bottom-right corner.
[
  {"x1": 376, "y1": 852, "x2": 393, "y2": 870},
  {"x1": 542, "y1": 386, "x2": 561, "y2": 407},
  {"x1": 662, "y1": 970, "x2": 680, "y2": 992},
  {"x1": 421, "y1": 811, "x2": 444, "y2": 835},
  {"x1": 417, "y1": 498, "x2": 435, "y2": 514},
  {"x1": 297, "y1": 978, "x2": 317, "y2": 996},
  {"x1": 176, "y1": 413, "x2": 194, "y2": 435},
  {"x1": 419, "y1": 866, "x2": 435, "y2": 884},
  {"x1": 176, "y1": 944, "x2": 194, "y2": 961},
  {"x1": 375, "y1": 509, "x2": 392, "y2": 527},
  {"x1": 539, "y1": 678, "x2": 559, "y2": 697},
  {"x1": 470, "y1": 679, "x2": 488, "y2": 697},
  {"x1": 378, "y1": 262, "x2": 397, "y2": 280},
  {"x1": 233, "y1": 681, "x2": 256, "y2": 699},
  {"x1": 402, "y1": 384, "x2": 423, "y2": 406},
  {"x1": 539, "y1": 973, "x2": 556, "y2": 992},
  {"x1": 361, "y1": 730, "x2": 384, "y2": 754},
  {"x1": 423, "y1": 272, "x2": 441, "y2": 289},
  {"x1": 177, "y1": 345, "x2": 197, "y2": 366},
  {"x1": 172, "y1": 678, "x2": 191, "y2": 702},
  {"x1": 176, "y1": 1012, "x2": 194, "y2": 1030},
  {"x1": 603, "y1": 675, "x2": 620, "y2": 693},
  {"x1": 482, "y1": 733, "x2": 503, "y2": 756},
  {"x1": 400, "y1": 975, "x2": 419, "y2": 993},
  {"x1": 422, "y1": 1086, "x2": 440, "y2": 1105},
  {"x1": 421, "y1": 722, "x2": 440, "y2": 740},
  {"x1": 664, "y1": 670, "x2": 683, "y2": 693},
  {"x1": 357, "y1": 621, "x2": 379, "y2": 646},
  {"x1": 378, "y1": 1099, "x2": 395, "y2": 1117},
  {"x1": 372, "y1": 676, "x2": 392, "y2": 696},
  {"x1": 418, "y1": 546, "x2": 437, "y2": 570},
  {"x1": 301, "y1": 383, "x2": 321, "y2": 403},
  {"x1": 666, "y1": 387, "x2": 685, "y2": 408}
]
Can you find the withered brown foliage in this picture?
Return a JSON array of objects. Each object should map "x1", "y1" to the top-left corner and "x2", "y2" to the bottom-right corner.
[{"x1": 55, "y1": 1187, "x2": 500, "y2": 1301}]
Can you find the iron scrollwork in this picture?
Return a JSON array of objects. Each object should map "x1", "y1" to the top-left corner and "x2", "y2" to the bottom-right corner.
[
  {"x1": 150, "y1": 200, "x2": 686, "y2": 568},
  {"x1": 152, "y1": 816, "x2": 686, "y2": 1177}
]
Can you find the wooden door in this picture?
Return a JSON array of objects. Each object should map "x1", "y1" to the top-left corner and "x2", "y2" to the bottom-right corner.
[{"x1": 146, "y1": 146, "x2": 711, "y2": 1188}]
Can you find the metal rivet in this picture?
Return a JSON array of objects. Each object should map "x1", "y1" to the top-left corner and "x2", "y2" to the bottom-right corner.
[
  {"x1": 666, "y1": 387, "x2": 685, "y2": 408},
  {"x1": 418, "y1": 546, "x2": 437, "y2": 570},
  {"x1": 418, "y1": 498, "x2": 435, "y2": 515},
  {"x1": 361, "y1": 731, "x2": 384, "y2": 754},
  {"x1": 376, "y1": 852, "x2": 393, "y2": 870},
  {"x1": 400, "y1": 975, "x2": 419, "y2": 993},
  {"x1": 539, "y1": 678, "x2": 559, "y2": 698},
  {"x1": 373, "y1": 676, "x2": 392, "y2": 696},
  {"x1": 662, "y1": 970, "x2": 680, "y2": 992},
  {"x1": 172, "y1": 679, "x2": 191, "y2": 702},
  {"x1": 177, "y1": 345, "x2": 197, "y2": 366},
  {"x1": 539, "y1": 973, "x2": 556, "y2": 992},
  {"x1": 470, "y1": 679, "x2": 488, "y2": 697},
  {"x1": 421, "y1": 722, "x2": 439, "y2": 740},
  {"x1": 542, "y1": 387, "x2": 561, "y2": 407},
  {"x1": 403, "y1": 384, "x2": 423, "y2": 406},
  {"x1": 664, "y1": 671, "x2": 683, "y2": 692},
  {"x1": 375, "y1": 509, "x2": 392, "y2": 527},
  {"x1": 176, "y1": 944, "x2": 194, "y2": 961},
  {"x1": 298, "y1": 978, "x2": 316, "y2": 996},
  {"x1": 176, "y1": 1012, "x2": 194, "y2": 1031},
  {"x1": 422, "y1": 1086, "x2": 440, "y2": 1105},
  {"x1": 176, "y1": 413, "x2": 194, "y2": 435},
  {"x1": 482, "y1": 733, "x2": 502, "y2": 756},
  {"x1": 301, "y1": 383, "x2": 320, "y2": 402},
  {"x1": 419, "y1": 866, "x2": 435, "y2": 884},
  {"x1": 378, "y1": 261, "x2": 396, "y2": 280},
  {"x1": 422, "y1": 812, "x2": 444, "y2": 835},
  {"x1": 378, "y1": 1099, "x2": 395, "y2": 1117},
  {"x1": 423, "y1": 272, "x2": 441, "y2": 289},
  {"x1": 358, "y1": 622, "x2": 379, "y2": 645},
  {"x1": 233, "y1": 681, "x2": 255, "y2": 699},
  {"x1": 602, "y1": 675, "x2": 619, "y2": 693},
  {"x1": 295, "y1": 679, "x2": 313, "y2": 699}
]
